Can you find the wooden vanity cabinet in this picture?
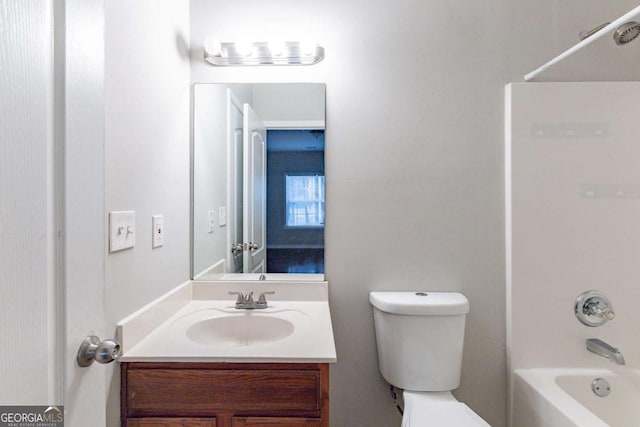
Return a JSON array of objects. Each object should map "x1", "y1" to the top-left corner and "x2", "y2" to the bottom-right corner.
[{"x1": 121, "y1": 362, "x2": 329, "y2": 427}]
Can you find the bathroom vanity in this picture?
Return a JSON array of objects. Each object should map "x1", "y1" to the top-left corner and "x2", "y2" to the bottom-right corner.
[
  {"x1": 117, "y1": 281, "x2": 336, "y2": 427},
  {"x1": 121, "y1": 362, "x2": 329, "y2": 426}
]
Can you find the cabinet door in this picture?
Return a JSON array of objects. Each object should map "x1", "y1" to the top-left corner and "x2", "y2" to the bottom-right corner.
[
  {"x1": 232, "y1": 418, "x2": 321, "y2": 427},
  {"x1": 127, "y1": 418, "x2": 216, "y2": 427}
]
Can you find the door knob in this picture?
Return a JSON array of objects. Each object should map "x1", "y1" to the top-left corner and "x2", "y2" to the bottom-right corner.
[{"x1": 76, "y1": 335, "x2": 121, "y2": 367}]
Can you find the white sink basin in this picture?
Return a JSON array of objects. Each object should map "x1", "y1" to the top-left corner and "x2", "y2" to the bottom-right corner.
[
  {"x1": 186, "y1": 314, "x2": 295, "y2": 346},
  {"x1": 169, "y1": 307, "x2": 311, "y2": 348}
]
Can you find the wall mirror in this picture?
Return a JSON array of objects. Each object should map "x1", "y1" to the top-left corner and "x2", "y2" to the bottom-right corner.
[{"x1": 192, "y1": 83, "x2": 325, "y2": 281}]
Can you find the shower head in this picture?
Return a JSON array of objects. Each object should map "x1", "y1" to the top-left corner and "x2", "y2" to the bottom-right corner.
[
  {"x1": 578, "y1": 21, "x2": 640, "y2": 45},
  {"x1": 614, "y1": 21, "x2": 640, "y2": 45}
]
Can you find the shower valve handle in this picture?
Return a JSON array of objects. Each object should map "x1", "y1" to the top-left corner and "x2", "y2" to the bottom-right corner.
[
  {"x1": 586, "y1": 302, "x2": 615, "y2": 320},
  {"x1": 575, "y1": 290, "x2": 616, "y2": 327}
]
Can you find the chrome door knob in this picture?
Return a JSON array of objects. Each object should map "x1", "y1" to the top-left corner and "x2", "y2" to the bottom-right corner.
[{"x1": 76, "y1": 335, "x2": 121, "y2": 367}]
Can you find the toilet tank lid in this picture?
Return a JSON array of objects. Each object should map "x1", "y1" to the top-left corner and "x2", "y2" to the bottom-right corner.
[{"x1": 369, "y1": 292, "x2": 469, "y2": 315}]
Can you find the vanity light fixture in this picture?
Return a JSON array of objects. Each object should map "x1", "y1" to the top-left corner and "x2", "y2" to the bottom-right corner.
[{"x1": 204, "y1": 38, "x2": 325, "y2": 66}]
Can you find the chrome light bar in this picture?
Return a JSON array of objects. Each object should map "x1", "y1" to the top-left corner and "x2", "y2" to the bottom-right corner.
[{"x1": 204, "y1": 40, "x2": 325, "y2": 66}]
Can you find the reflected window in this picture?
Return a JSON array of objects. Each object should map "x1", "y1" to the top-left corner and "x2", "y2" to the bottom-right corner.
[{"x1": 285, "y1": 174, "x2": 325, "y2": 227}]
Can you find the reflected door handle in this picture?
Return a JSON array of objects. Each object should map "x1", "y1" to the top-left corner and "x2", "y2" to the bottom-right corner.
[{"x1": 231, "y1": 243, "x2": 244, "y2": 253}]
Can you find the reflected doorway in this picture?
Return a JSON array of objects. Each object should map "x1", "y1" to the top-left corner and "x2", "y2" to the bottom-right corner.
[{"x1": 266, "y1": 129, "x2": 325, "y2": 273}]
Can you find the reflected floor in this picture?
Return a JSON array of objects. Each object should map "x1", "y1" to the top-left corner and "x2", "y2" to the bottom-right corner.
[{"x1": 267, "y1": 248, "x2": 324, "y2": 274}]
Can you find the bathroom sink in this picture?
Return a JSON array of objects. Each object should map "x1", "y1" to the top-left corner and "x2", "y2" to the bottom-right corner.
[
  {"x1": 118, "y1": 281, "x2": 337, "y2": 362},
  {"x1": 185, "y1": 314, "x2": 295, "y2": 346},
  {"x1": 168, "y1": 306, "x2": 312, "y2": 348}
]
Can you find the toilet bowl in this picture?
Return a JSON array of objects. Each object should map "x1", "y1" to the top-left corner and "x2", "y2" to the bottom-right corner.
[
  {"x1": 401, "y1": 391, "x2": 489, "y2": 426},
  {"x1": 370, "y1": 291, "x2": 491, "y2": 426}
]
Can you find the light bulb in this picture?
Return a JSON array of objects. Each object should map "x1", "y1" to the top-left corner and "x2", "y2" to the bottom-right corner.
[
  {"x1": 300, "y1": 39, "x2": 317, "y2": 56},
  {"x1": 268, "y1": 39, "x2": 285, "y2": 56},
  {"x1": 236, "y1": 40, "x2": 254, "y2": 57},
  {"x1": 203, "y1": 37, "x2": 221, "y2": 56}
]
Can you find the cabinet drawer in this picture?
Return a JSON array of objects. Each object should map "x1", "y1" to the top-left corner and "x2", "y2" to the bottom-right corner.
[
  {"x1": 125, "y1": 366, "x2": 322, "y2": 417},
  {"x1": 127, "y1": 418, "x2": 216, "y2": 427},
  {"x1": 232, "y1": 417, "x2": 321, "y2": 427}
]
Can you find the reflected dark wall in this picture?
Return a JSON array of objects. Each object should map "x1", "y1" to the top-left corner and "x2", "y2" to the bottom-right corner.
[{"x1": 266, "y1": 149, "x2": 324, "y2": 273}]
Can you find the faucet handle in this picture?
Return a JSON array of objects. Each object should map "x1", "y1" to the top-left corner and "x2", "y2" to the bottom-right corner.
[
  {"x1": 258, "y1": 291, "x2": 275, "y2": 304},
  {"x1": 575, "y1": 290, "x2": 616, "y2": 327},
  {"x1": 587, "y1": 303, "x2": 616, "y2": 320},
  {"x1": 228, "y1": 291, "x2": 245, "y2": 305}
]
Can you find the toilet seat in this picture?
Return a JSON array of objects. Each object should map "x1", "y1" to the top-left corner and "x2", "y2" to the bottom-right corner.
[{"x1": 402, "y1": 391, "x2": 490, "y2": 427}]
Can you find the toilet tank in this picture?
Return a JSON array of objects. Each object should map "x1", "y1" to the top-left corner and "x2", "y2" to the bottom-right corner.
[{"x1": 369, "y1": 292, "x2": 469, "y2": 392}]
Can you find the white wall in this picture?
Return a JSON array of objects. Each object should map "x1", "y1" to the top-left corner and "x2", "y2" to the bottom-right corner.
[
  {"x1": 104, "y1": 0, "x2": 190, "y2": 331},
  {"x1": 507, "y1": 82, "x2": 640, "y2": 369},
  {"x1": 252, "y1": 83, "x2": 325, "y2": 123},
  {"x1": 103, "y1": 1, "x2": 190, "y2": 425}
]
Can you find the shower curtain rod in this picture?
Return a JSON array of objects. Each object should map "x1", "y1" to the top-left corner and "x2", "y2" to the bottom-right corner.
[{"x1": 524, "y1": 4, "x2": 640, "y2": 81}]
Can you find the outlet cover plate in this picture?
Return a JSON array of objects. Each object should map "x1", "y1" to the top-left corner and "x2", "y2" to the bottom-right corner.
[{"x1": 152, "y1": 215, "x2": 164, "y2": 248}]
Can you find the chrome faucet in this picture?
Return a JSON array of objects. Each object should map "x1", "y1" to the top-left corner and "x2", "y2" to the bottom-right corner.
[
  {"x1": 229, "y1": 291, "x2": 275, "y2": 309},
  {"x1": 586, "y1": 338, "x2": 626, "y2": 365}
]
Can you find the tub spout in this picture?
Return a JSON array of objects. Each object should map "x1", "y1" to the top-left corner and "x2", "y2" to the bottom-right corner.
[{"x1": 586, "y1": 338, "x2": 626, "y2": 365}]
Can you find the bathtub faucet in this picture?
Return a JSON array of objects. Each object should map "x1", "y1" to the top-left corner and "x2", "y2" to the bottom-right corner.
[{"x1": 586, "y1": 338, "x2": 626, "y2": 365}]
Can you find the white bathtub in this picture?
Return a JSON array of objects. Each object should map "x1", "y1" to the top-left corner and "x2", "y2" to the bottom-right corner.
[{"x1": 512, "y1": 368, "x2": 640, "y2": 427}]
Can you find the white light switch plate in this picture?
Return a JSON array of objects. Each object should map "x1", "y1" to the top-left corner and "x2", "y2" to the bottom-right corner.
[
  {"x1": 152, "y1": 215, "x2": 164, "y2": 248},
  {"x1": 219, "y1": 206, "x2": 227, "y2": 226},
  {"x1": 109, "y1": 211, "x2": 135, "y2": 253}
]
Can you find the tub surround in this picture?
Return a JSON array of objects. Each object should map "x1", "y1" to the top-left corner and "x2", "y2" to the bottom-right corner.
[
  {"x1": 506, "y1": 83, "x2": 640, "y2": 426},
  {"x1": 117, "y1": 280, "x2": 336, "y2": 363}
]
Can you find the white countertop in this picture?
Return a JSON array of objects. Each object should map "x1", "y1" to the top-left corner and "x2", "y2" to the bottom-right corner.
[{"x1": 117, "y1": 280, "x2": 337, "y2": 363}]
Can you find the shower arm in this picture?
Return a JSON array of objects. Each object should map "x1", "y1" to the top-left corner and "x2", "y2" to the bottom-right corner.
[
  {"x1": 524, "y1": 4, "x2": 640, "y2": 81},
  {"x1": 578, "y1": 22, "x2": 611, "y2": 40}
]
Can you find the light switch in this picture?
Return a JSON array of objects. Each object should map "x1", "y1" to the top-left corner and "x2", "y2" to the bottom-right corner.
[
  {"x1": 219, "y1": 206, "x2": 227, "y2": 226},
  {"x1": 152, "y1": 215, "x2": 164, "y2": 248},
  {"x1": 208, "y1": 211, "x2": 216, "y2": 233},
  {"x1": 109, "y1": 211, "x2": 135, "y2": 253}
]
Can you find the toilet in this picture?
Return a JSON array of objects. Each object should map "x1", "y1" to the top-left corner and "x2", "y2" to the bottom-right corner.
[{"x1": 369, "y1": 291, "x2": 490, "y2": 426}]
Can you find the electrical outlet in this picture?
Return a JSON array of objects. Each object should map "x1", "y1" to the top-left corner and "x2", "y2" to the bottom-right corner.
[{"x1": 152, "y1": 215, "x2": 164, "y2": 248}]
